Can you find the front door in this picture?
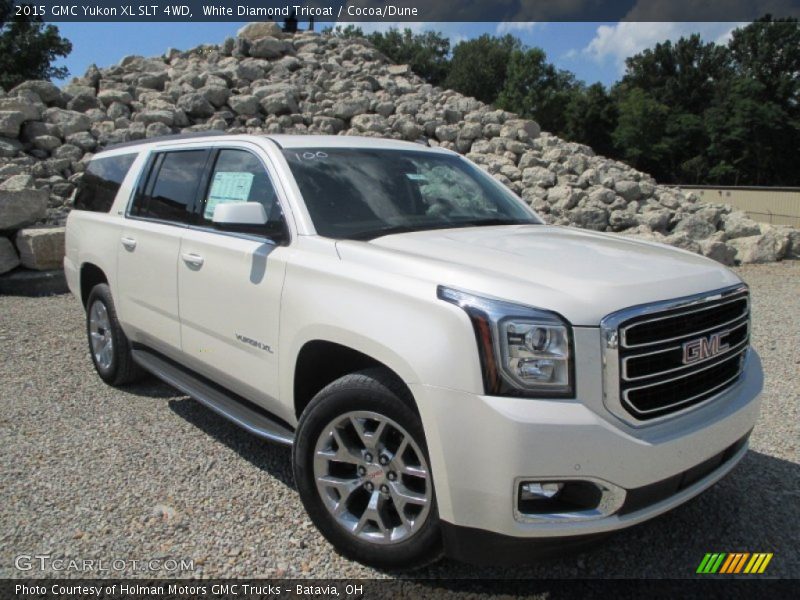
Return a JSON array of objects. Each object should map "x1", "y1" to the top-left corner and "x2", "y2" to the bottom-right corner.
[{"x1": 177, "y1": 147, "x2": 290, "y2": 416}]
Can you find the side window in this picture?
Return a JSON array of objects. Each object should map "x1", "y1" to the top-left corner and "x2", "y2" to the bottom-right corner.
[
  {"x1": 130, "y1": 150, "x2": 208, "y2": 224},
  {"x1": 200, "y1": 149, "x2": 285, "y2": 237},
  {"x1": 74, "y1": 153, "x2": 137, "y2": 212}
]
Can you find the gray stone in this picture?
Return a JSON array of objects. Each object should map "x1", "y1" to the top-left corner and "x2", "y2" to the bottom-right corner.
[
  {"x1": 98, "y1": 89, "x2": 133, "y2": 106},
  {"x1": 228, "y1": 94, "x2": 259, "y2": 115},
  {"x1": 133, "y1": 109, "x2": 175, "y2": 127},
  {"x1": 249, "y1": 37, "x2": 292, "y2": 59},
  {"x1": 332, "y1": 98, "x2": 370, "y2": 121},
  {"x1": 0, "y1": 111, "x2": 25, "y2": 137},
  {"x1": 200, "y1": 85, "x2": 231, "y2": 108},
  {"x1": 32, "y1": 135, "x2": 62, "y2": 152},
  {"x1": 65, "y1": 132, "x2": 97, "y2": 151},
  {"x1": 640, "y1": 210, "x2": 672, "y2": 233},
  {"x1": 0, "y1": 137, "x2": 23, "y2": 158},
  {"x1": 728, "y1": 231, "x2": 790, "y2": 264},
  {"x1": 0, "y1": 95, "x2": 43, "y2": 121},
  {"x1": 609, "y1": 210, "x2": 637, "y2": 231},
  {"x1": 176, "y1": 93, "x2": 215, "y2": 118},
  {"x1": 0, "y1": 175, "x2": 49, "y2": 230},
  {"x1": 699, "y1": 240, "x2": 737, "y2": 266},
  {"x1": 522, "y1": 167, "x2": 557, "y2": 188},
  {"x1": 237, "y1": 21, "x2": 283, "y2": 41},
  {"x1": 259, "y1": 92, "x2": 298, "y2": 115},
  {"x1": 0, "y1": 236, "x2": 20, "y2": 274},
  {"x1": 67, "y1": 93, "x2": 102, "y2": 112},
  {"x1": 571, "y1": 207, "x2": 609, "y2": 231},
  {"x1": 673, "y1": 214, "x2": 716, "y2": 240},
  {"x1": 11, "y1": 80, "x2": 62, "y2": 104},
  {"x1": 722, "y1": 213, "x2": 762, "y2": 239},
  {"x1": 145, "y1": 122, "x2": 172, "y2": 138},
  {"x1": 15, "y1": 227, "x2": 65, "y2": 270},
  {"x1": 43, "y1": 108, "x2": 91, "y2": 136},
  {"x1": 614, "y1": 180, "x2": 641, "y2": 202},
  {"x1": 351, "y1": 114, "x2": 389, "y2": 133}
]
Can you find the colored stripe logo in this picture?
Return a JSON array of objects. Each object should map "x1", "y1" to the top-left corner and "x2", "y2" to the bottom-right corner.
[{"x1": 697, "y1": 553, "x2": 773, "y2": 574}]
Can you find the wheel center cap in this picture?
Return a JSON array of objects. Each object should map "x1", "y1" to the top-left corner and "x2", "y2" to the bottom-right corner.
[{"x1": 365, "y1": 466, "x2": 386, "y2": 486}]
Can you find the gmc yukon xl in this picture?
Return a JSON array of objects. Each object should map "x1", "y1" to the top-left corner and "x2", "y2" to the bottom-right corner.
[{"x1": 64, "y1": 133, "x2": 763, "y2": 568}]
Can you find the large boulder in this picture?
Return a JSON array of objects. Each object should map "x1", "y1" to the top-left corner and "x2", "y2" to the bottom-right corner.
[
  {"x1": 0, "y1": 175, "x2": 49, "y2": 230},
  {"x1": 43, "y1": 108, "x2": 91, "y2": 136},
  {"x1": 0, "y1": 236, "x2": 20, "y2": 274},
  {"x1": 237, "y1": 21, "x2": 283, "y2": 41},
  {"x1": 728, "y1": 230, "x2": 790, "y2": 264},
  {"x1": 10, "y1": 80, "x2": 62, "y2": 104},
  {"x1": 176, "y1": 93, "x2": 215, "y2": 118},
  {"x1": 249, "y1": 37, "x2": 292, "y2": 59},
  {"x1": 0, "y1": 111, "x2": 25, "y2": 138},
  {"x1": 15, "y1": 227, "x2": 65, "y2": 270}
]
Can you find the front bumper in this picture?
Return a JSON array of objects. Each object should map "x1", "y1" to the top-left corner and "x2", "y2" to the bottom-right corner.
[{"x1": 411, "y1": 349, "x2": 763, "y2": 559}]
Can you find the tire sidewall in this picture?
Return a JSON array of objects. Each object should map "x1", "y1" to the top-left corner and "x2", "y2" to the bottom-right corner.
[
  {"x1": 86, "y1": 284, "x2": 123, "y2": 384},
  {"x1": 293, "y1": 375, "x2": 442, "y2": 570}
]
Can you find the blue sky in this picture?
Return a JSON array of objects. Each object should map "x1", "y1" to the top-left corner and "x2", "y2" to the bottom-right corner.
[{"x1": 53, "y1": 21, "x2": 744, "y2": 88}]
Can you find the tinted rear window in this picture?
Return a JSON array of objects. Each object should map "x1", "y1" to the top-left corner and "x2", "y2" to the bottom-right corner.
[{"x1": 74, "y1": 154, "x2": 137, "y2": 212}]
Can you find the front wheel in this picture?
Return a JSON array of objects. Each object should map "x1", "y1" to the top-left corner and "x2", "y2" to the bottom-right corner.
[{"x1": 293, "y1": 368, "x2": 442, "y2": 569}]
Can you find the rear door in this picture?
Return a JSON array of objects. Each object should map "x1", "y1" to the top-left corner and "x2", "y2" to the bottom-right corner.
[
  {"x1": 177, "y1": 146, "x2": 290, "y2": 415},
  {"x1": 117, "y1": 149, "x2": 210, "y2": 355}
]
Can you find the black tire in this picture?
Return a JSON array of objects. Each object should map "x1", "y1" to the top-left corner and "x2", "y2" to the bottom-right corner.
[
  {"x1": 85, "y1": 283, "x2": 144, "y2": 386},
  {"x1": 294, "y1": 368, "x2": 443, "y2": 570}
]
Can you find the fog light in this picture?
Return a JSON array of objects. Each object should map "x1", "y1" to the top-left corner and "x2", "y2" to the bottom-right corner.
[
  {"x1": 520, "y1": 481, "x2": 564, "y2": 500},
  {"x1": 516, "y1": 358, "x2": 555, "y2": 381}
]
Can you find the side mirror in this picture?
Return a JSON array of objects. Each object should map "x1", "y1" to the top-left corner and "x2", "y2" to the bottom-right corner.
[{"x1": 212, "y1": 202, "x2": 268, "y2": 227}]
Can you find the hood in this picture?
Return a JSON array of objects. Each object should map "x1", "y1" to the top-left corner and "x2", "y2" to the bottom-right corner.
[{"x1": 334, "y1": 225, "x2": 742, "y2": 326}]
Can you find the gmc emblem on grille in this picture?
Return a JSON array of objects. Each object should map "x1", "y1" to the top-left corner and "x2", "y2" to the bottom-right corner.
[{"x1": 682, "y1": 331, "x2": 730, "y2": 365}]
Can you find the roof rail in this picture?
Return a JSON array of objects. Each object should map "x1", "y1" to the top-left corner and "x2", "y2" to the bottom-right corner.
[{"x1": 101, "y1": 130, "x2": 228, "y2": 152}]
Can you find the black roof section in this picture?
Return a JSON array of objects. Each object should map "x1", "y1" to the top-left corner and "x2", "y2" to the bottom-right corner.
[{"x1": 101, "y1": 131, "x2": 228, "y2": 152}]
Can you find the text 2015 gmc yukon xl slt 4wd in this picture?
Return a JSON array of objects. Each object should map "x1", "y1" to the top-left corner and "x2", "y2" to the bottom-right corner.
[{"x1": 65, "y1": 133, "x2": 763, "y2": 568}]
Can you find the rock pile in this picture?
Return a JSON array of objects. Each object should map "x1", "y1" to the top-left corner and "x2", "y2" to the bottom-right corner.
[{"x1": 0, "y1": 21, "x2": 797, "y2": 275}]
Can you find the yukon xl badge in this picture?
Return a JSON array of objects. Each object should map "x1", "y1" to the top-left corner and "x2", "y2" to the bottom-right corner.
[
  {"x1": 682, "y1": 331, "x2": 729, "y2": 365},
  {"x1": 235, "y1": 333, "x2": 274, "y2": 354}
]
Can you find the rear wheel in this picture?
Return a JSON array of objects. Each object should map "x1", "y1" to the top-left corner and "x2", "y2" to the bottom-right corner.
[
  {"x1": 293, "y1": 368, "x2": 442, "y2": 569},
  {"x1": 86, "y1": 284, "x2": 144, "y2": 386}
]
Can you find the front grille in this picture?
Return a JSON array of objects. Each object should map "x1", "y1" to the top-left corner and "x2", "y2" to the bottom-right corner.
[{"x1": 615, "y1": 287, "x2": 750, "y2": 420}]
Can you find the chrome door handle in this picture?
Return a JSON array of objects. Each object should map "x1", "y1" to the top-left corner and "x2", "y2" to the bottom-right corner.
[
  {"x1": 120, "y1": 237, "x2": 137, "y2": 250},
  {"x1": 181, "y1": 253, "x2": 204, "y2": 267}
]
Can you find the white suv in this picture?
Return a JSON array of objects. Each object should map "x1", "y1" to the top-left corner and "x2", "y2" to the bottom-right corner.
[{"x1": 64, "y1": 133, "x2": 763, "y2": 568}]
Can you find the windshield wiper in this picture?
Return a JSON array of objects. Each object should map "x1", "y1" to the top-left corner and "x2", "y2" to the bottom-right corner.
[{"x1": 351, "y1": 218, "x2": 534, "y2": 241}]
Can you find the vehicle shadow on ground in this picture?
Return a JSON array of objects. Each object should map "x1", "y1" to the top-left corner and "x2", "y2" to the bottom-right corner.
[
  {"x1": 165, "y1": 395, "x2": 295, "y2": 489},
  {"x1": 155, "y1": 388, "x2": 798, "y2": 579}
]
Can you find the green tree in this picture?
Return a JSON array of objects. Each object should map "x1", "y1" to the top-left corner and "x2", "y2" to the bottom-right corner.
[
  {"x1": 445, "y1": 34, "x2": 521, "y2": 104},
  {"x1": 611, "y1": 87, "x2": 671, "y2": 175},
  {"x1": 706, "y1": 76, "x2": 798, "y2": 185},
  {"x1": 496, "y1": 46, "x2": 579, "y2": 134},
  {"x1": 0, "y1": 0, "x2": 72, "y2": 90},
  {"x1": 563, "y1": 83, "x2": 617, "y2": 157}
]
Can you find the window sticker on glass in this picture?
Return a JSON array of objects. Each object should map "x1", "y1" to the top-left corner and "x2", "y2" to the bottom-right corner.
[{"x1": 205, "y1": 171, "x2": 254, "y2": 218}]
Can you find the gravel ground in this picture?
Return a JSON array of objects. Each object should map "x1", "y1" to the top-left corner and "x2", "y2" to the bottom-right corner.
[{"x1": 0, "y1": 262, "x2": 797, "y2": 581}]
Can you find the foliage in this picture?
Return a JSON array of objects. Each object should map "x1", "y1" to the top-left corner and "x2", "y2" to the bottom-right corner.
[
  {"x1": 0, "y1": 0, "x2": 72, "y2": 90},
  {"x1": 444, "y1": 34, "x2": 521, "y2": 103}
]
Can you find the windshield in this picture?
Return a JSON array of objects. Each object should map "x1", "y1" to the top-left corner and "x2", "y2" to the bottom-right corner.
[{"x1": 282, "y1": 148, "x2": 540, "y2": 240}]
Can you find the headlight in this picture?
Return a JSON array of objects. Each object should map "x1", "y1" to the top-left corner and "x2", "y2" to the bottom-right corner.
[{"x1": 438, "y1": 286, "x2": 574, "y2": 398}]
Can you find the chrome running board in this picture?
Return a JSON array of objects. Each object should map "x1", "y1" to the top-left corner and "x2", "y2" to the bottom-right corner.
[{"x1": 132, "y1": 348, "x2": 294, "y2": 446}]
